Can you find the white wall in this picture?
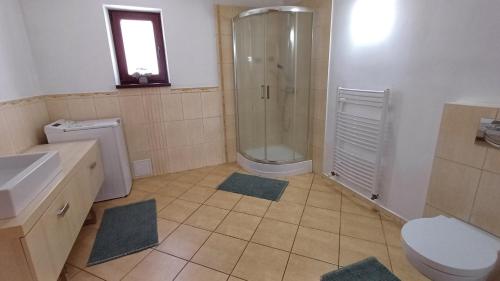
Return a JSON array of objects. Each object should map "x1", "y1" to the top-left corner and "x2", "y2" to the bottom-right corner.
[
  {"x1": 19, "y1": 0, "x2": 285, "y2": 94},
  {"x1": 325, "y1": 0, "x2": 500, "y2": 220},
  {"x1": 0, "y1": 0, "x2": 39, "y2": 101}
]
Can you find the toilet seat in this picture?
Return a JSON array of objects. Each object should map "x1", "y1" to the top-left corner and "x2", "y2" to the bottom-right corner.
[{"x1": 401, "y1": 216, "x2": 500, "y2": 278}]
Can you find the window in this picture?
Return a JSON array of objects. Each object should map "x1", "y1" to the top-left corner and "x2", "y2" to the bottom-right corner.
[{"x1": 108, "y1": 10, "x2": 170, "y2": 87}]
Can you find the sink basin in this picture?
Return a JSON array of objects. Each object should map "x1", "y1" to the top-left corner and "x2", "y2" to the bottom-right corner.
[{"x1": 0, "y1": 151, "x2": 62, "y2": 219}]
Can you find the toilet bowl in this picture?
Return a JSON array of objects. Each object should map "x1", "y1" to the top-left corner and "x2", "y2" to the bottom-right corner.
[{"x1": 402, "y1": 216, "x2": 500, "y2": 281}]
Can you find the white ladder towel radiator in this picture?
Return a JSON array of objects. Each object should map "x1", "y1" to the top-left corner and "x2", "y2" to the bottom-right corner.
[{"x1": 332, "y1": 87, "x2": 390, "y2": 200}]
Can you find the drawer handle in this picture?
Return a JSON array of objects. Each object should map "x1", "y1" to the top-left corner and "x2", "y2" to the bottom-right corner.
[
  {"x1": 89, "y1": 162, "x2": 97, "y2": 170},
  {"x1": 57, "y1": 203, "x2": 70, "y2": 217}
]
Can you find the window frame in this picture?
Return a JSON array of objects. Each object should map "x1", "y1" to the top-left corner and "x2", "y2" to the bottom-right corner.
[{"x1": 108, "y1": 10, "x2": 170, "y2": 87}]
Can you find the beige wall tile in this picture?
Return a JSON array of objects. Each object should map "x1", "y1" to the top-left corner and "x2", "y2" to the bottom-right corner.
[
  {"x1": 119, "y1": 95, "x2": 147, "y2": 125},
  {"x1": 220, "y1": 35, "x2": 233, "y2": 64},
  {"x1": 182, "y1": 92, "x2": 203, "y2": 120},
  {"x1": 45, "y1": 98, "x2": 70, "y2": 121},
  {"x1": 149, "y1": 122, "x2": 168, "y2": 150},
  {"x1": 185, "y1": 119, "x2": 204, "y2": 145},
  {"x1": 203, "y1": 117, "x2": 224, "y2": 142},
  {"x1": 123, "y1": 124, "x2": 151, "y2": 153},
  {"x1": 426, "y1": 157, "x2": 481, "y2": 220},
  {"x1": 202, "y1": 91, "x2": 223, "y2": 118},
  {"x1": 223, "y1": 90, "x2": 235, "y2": 115},
  {"x1": 151, "y1": 149, "x2": 169, "y2": 175},
  {"x1": 66, "y1": 97, "x2": 97, "y2": 121},
  {"x1": 422, "y1": 204, "x2": 450, "y2": 218},
  {"x1": 142, "y1": 94, "x2": 163, "y2": 122},
  {"x1": 0, "y1": 108, "x2": 15, "y2": 155},
  {"x1": 222, "y1": 64, "x2": 234, "y2": 91},
  {"x1": 470, "y1": 171, "x2": 500, "y2": 236},
  {"x1": 162, "y1": 94, "x2": 183, "y2": 121},
  {"x1": 166, "y1": 120, "x2": 188, "y2": 148},
  {"x1": 94, "y1": 96, "x2": 120, "y2": 119},
  {"x1": 483, "y1": 148, "x2": 500, "y2": 174},
  {"x1": 168, "y1": 146, "x2": 193, "y2": 172},
  {"x1": 435, "y1": 104, "x2": 496, "y2": 168}
]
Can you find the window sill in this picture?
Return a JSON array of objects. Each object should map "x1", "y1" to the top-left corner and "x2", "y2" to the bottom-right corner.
[{"x1": 116, "y1": 82, "x2": 171, "y2": 89}]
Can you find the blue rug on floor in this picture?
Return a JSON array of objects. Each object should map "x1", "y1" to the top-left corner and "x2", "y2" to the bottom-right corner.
[
  {"x1": 321, "y1": 257, "x2": 400, "y2": 281},
  {"x1": 218, "y1": 172, "x2": 288, "y2": 201},
  {"x1": 87, "y1": 199, "x2": 158, "y2": 266}
]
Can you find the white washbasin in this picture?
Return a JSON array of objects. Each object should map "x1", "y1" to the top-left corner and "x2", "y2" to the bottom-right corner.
[{"x1": 0, "y1": 151, "x2": 62, "y2": 219}]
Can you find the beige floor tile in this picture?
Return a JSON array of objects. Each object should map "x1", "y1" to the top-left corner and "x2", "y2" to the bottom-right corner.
[
  {"x1": 233, "y1": 243, "x2": 289, "y2": 281},
  {"x1": 69, "y1": 271, "x2": 104, "y2": 281},
  {"x1": 233, "y1": 196, "x2": 271, "y2": 217},
  {"x1": 216, "y1": 211, "x2": 261, "y2": 240},
  {"x1": 179, "y1": 186, "x2": 216, "y2": 203},
  {"x1": 382, "y1": 220, "x2": 403, "y2": 248},
  {"x1": 174, "y1": 262, "x2": 228, "y2": 281},
  {"x1": 340, "y1": 213, "x2": 385, "y2": 243},
  {"x1": 282, "y1": 254, "x2": 337, "y2": 281},
  {"x1": 108, "y1": 190, "x2": 150, "y2": 207},
  {"x1": 176, "y1": 173, "x2": 205, "y2": 185},
  {"x1": 122, "y1": 251, "x2": 186, "y2": 281},
  {"x1": 158, "y1": 199, "x2": 200, "y2": 223},
  {"x1": 156, "y1": 181, "x2": 193, "y2": 198},
  {"x1": 85, "y1": 249, "x2": 152, "y2": 281},
  {"x1": 307, "y1": 190, "x2": 341, "y2": 211},
  {"x1": 67, "y1": 227, "x2": 98, "y2": 268},
  {"x1": 185, "y1": 205, "x2": 229, "y2": 231},
  {"x1": 157, "y1": 219, "x2": 180, "y2": 242},
  {"x1": 192, "y1": 233, "x2": 247, "y2": 274},
  {"x1": 388, "y1": 246, "x2": 430, "y2": 281},
  {"x1": 292, "y1": 226, "x2": 339, "y2": 264},
  {"x1": 280, "y1": 187, "x2": 309, "y2": 205},
  {"x1": 65, "y1": 264, "x2": 81, "y2": 279},
  {"x1": 251, "y1": 218, "x2": 298, "y2": 251},
  {"x1": 205, "y1": 190, "x2": 242, "y2": 209},
  {"x1": 144, "y1": 194, "x2": 176, "y2": 212},
  {"x1": 157, "y1": 225, "x2": 210, "y2": 259},
  {"x1": 133, "y1": 180, "x2": 163, "y2": 193},
  {"x1": 339, "y1": 236, "x2": 390, "y2": 268},
  {"x1": 300, "y1": 206, "x2": 340, "y2": 233},
  {"x1": 264, "y1": 201, "x2": 304, "y2": 224},
  {"x1": 341, "y1": 195, "x2": 379, "y2": 218},
  {"x1": 228, "y1": 277, "x2": 245, "y2": 281},
  {"x1": 310, "y1": 182, "x2": 340, "y2": 194},
  {"x1": 198, "y1": 174, "x2": 227, "y2": 188}
]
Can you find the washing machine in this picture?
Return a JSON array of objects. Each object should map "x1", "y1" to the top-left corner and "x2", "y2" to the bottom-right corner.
[{"x1": 44, "y1": 118, "x2": 132, "y2": 202}]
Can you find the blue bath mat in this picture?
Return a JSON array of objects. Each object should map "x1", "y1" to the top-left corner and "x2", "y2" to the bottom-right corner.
[
  {"x1": 218, "y1": 172, "x2": 288, "y2": 201},
  {"x1": 87, "y1": 199, "x2": 158, "y2": 266},
  {"x1": 321, "y1": 257, "x2": 400, "y2": 281}
]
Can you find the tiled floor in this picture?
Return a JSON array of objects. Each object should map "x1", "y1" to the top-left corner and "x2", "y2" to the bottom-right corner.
[{"x1": 65, "y1": 163, "x2": 429, "y2": 281}]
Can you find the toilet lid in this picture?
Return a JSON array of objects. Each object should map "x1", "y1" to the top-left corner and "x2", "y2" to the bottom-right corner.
[{"x1": 402, "y1": 216, "x2": 500, "y2": 277}]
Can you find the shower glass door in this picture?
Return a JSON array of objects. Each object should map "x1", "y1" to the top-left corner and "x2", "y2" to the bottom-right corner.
[
  {"x1": 234, "y1": 8, "x2": 313, "y2": 164},
  {"x1": 234, "y1": 13, "x2": 267, "y2": 161}
]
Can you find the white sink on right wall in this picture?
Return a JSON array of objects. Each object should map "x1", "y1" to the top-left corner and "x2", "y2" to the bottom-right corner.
[{"x1": 0, "y1": 151, "x2": 62, "y2": 219}]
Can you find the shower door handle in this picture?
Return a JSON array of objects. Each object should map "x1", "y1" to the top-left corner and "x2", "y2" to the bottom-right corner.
[
  {"x1": 260, "y1": 85, "x2": 265, "y2": 99},
  {"x1": 266, "y1": 85, "x2": 270, "y2": 99}
]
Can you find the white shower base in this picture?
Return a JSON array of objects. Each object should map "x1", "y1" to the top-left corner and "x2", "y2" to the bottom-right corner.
[
  {"x1": 237, "y1": 151, "x2": 312, "y2": 178},
  {"x1": 244, "y1": 145, "x2": 304, "y2": 162}
]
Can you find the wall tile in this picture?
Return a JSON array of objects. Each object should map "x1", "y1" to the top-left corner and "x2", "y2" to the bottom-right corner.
[
  {"x1": 0, "y1": 107, "x2": 15, "y2": 155},
  {"x1": 203, "y1": 141, "x2": 226, "y2": 166},
  {"x1": 185, "y1": 119, "x2": 204, "y2": 145},
  {"x1": 166, "y1": 120, "x2": 189, "y2": 148},
  {"x1": 226, "y1": 138, "x2": 237, "y2": 162},
  {"x1": 470, "y1": 171, "x2": 500, "y2": 236},
  {"x1": 66, "y1": 97, "x2": 97, "y2": 121},
  {"x1": 202, "y1": 92, "x2": 223, "y2": 118},
  {"x1": 2, "y1": 104, "x2": 34, "y2": 153},
  {"x1": 182, "y1": 92, "x2": 203, "y2": 120},
  {"x1": 220, "y1": 35, "x2": 233, "y2": 64},
  {"x1": 203, "y1": 117, "x2": 224, "y2": 142},
  {"x1": 149, "y1": 122, "x2": 169, "y2": 150},
  {"x1": 119, "y1": 95, "x2": 147, "y2": 125},
  {"x1": 223, "y1": 90, "x2": 235, "y2": 115},
  {"x1": 168, "y1": 146, "x2": 193, "y2": 172},
  {"x1": 94, "y1": 95, "x2": 121, "y2": 119},
  {"x1": 222, "y1": 64, "x2": 234, "y2": 91},
  {"x1": 426, "y1": 157, "x2": 481, "y2": 220},
  {"x1": 143, "y1": 94, "x2": 163, "y2": 122},
  {"x1": 124, "y1": 123, "x2": 152, "y2": 153},
  {"x1": 159, "y1": 93, "x2": 182, "y2": 121},
  {"x1": 151, "y1": 149, "x2": 169, "y2": 175},
  {"x1": 435, "y1": 104, "x2": 497, "y2": 168},
  {"x1": 45, "y1": 98, "x2": 70, "y2": 121},
  {"x1": 422, "y1": 204, "x2": 450, "y2": 218}
]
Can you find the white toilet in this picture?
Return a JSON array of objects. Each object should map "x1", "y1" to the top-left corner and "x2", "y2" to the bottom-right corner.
[{"x1": 402, "y1": 216, "x2": 500, "y2": 281}]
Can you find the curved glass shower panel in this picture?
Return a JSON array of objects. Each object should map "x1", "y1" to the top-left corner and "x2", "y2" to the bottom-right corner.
[
  {"x1": 234, "y1": 13, "x2": 267, "y2": 161},
  {"x1": 234, "y1": 7, "x2": 313, "y2": 164}
]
